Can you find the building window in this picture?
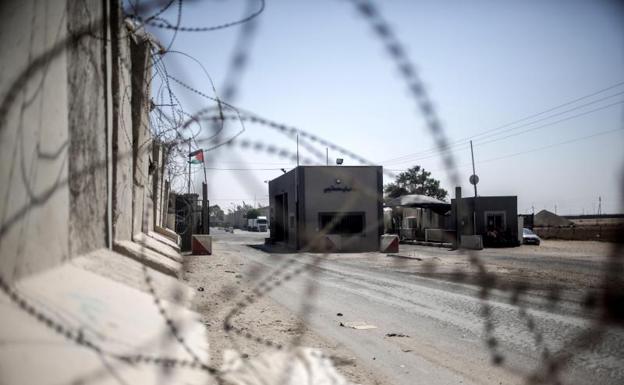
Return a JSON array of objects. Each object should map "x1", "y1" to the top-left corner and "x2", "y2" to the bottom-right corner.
[
  {"x1": 318, "y1": 212, "x2": 365, "y2": 234},
  {"x1": 484, "y1": 211, "x2": 506, "y2": 231}
]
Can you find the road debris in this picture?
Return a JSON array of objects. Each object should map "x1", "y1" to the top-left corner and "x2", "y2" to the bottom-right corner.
[
  {"x1": 386, "y1": 333, "x2": 409, "y2": 337},
  {"x1": 340, "y1": 321, "x2": 377, "y2": 330},
  {"x1": 197, "y1": 287, "x2": 205, "y2": 292},
  {"x1": 336, "y1": 313, "x2": 343, "y2": 317}
]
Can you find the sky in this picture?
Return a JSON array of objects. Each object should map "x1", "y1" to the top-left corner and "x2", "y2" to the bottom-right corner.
[{"x1": 144, "y1": 0, "x2": 624, "y2": 215}]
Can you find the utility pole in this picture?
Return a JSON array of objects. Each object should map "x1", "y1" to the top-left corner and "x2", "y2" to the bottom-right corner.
[
  {"x1": 470, "y1": 140, "x2": 478, "y2": 197},
  {"x1": 296, "y1": 134, "x2": 300, "y2": 167},
  {"x1": 326, "y1": 147, "x2": 329, "y2": 166},
  {"x1": 598, "y1": 196, "x2": 602, "y2": 215},
  {"x1": 469, "y1": 140, "x2": 478, "y2": 235},
  {"x1": 187, "y1": 140, "x2": 191, "y2": 194},
  {"x1": 555, "y1": 204, "x2": 557, "y2": 214}
]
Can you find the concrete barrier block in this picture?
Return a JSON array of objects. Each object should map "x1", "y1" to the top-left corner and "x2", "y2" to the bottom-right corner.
[
  {"x1": 155, "y1": 225, "x2": 180, "y2": 247},
  {"x1": 380, "y1": 234, "x2": 399, "y2": 253},
  {"x1": 134, "y1": 232, "x2": 182, "y2": 263},
  {"x1": 460, "y1": 235, "x2": 483, "y2": 250},
  {"x1": 114, "y1": 240, "x2": 181, "y2": 278},
  {"x1": 148, "y1": 230, "x2": 181, "y2": 252},
  {"x1": 192, "y1": 235, "x2": 212, "y2": 255}
]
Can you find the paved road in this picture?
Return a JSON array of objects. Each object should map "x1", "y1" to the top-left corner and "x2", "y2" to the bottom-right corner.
[{"x1": 211, "y1": 229, "x2": 624, "y2": 385}]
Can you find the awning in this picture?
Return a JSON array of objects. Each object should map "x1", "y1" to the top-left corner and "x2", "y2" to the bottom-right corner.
[{"x1": 384, "y1": 194, "x2": 451, "y2": 214}]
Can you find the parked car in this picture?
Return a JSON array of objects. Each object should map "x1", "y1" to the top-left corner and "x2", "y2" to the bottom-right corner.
[{"x1": 522, "y1": 227, "x2": 541, "y2": 245}]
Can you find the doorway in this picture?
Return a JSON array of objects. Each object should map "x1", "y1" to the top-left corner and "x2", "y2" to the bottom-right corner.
[{"x1": 274, "y1": 193, "x2": 289, "y2": 242}]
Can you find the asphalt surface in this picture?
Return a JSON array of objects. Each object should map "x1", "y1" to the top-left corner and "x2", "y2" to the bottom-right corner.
[{"x1": 210, "y1": 229, "x2": 624, "y2": 385}]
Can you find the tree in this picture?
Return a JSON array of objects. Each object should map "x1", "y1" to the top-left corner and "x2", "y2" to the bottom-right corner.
[
  {"x1": 245, "y1": 208, "x2": 261, "y2": 219},
  {"x1": 209, "y1": 205, "x2": 225, "y2": 221},
  {"x1": 384, "y1": 165, "x2": 448, "y2": 200}
]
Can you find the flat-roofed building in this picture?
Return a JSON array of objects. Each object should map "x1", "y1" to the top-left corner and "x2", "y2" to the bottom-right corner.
[{"x1": 268, "y1": 166, "x2": 383, "y2": 252}]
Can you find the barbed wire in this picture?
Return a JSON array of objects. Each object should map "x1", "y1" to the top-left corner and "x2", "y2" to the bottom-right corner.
[
  {"x1": 128, "y1": 0, "x2": 266, "y2": 33},
  {"x1": 1, "y1": 1, "x2": 622, "y2": 385}
]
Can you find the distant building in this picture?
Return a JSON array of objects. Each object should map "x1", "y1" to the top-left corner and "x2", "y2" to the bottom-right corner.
[
  {"x1": 452, "y1": 196, "x2": 520, "y2": 247},
  {"x1": 534, "y1": 210, "x2": 573, "y2": 227},
  {"x1": 268, "y1": 166, "x2": 383, "y2": 252},
  {"x1": 384, "y1": 194, "x2": 452, "y2": 242}
]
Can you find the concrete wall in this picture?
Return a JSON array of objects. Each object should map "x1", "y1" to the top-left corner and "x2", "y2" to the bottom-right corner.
[
  {"x1": 111, "y1": 11, "x2": 135, "y2": 242},
  {"x1": 130, "y1": 37, "x2": 153, "y2": 236},
  {"x1": 67, "y1": 0, "x2": 109, "y2": 256},
  {"x1": 1, "y1": 0, "x2": 72, "y2": 281},
  {"x1": 0, "y1": 0, "x2": 169, "y2": 283},
  {"x1": 268, "y1": 168, "x2": 298, "y2": 249},
  {"x1": 535, "y1": 225, "x2": 624, "y2": 243},
  {"x1": 301, "y1": 166, "x2": 382, "y2": 252}
]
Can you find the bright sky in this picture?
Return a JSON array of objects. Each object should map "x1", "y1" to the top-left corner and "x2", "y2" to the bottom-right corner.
[{"x1": 145, "y1": 0, "x2": 624, "y2": 215}]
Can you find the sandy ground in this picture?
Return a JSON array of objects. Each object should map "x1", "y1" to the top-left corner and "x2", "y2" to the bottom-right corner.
[
  {"x1": 370, "y1": 239, "x2": 619, "y2": 295},
  {"x1": 182, "y1": 241, "x2": 388, "y2": 385},
  {"x1": 180, "y1": 233, "x2": 621, "y2": 385}
]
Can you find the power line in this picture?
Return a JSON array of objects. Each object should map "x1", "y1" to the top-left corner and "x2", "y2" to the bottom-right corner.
[
  {"x1": 382, "y1": 80, "x2": 624, "y2": 164},
  {"x1": 385, "y1": 126, "x2": 622, "y2": 173},
  {"x1": 383, "y1": 99, "x2": 624, "y2": 165}
]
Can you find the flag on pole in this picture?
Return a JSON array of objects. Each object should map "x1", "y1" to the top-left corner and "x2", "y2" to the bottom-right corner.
[{"x1": 188, "y1": 149, "x2": 204, "y2": 164}]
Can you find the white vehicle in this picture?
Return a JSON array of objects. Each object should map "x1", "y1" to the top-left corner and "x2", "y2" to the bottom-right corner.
[
  {"x1": 256, "y1": 216, "x2": 268, "y2": 232},
  {"x1": 247, "y1": 216, "x2": 268, "y2": 232}
]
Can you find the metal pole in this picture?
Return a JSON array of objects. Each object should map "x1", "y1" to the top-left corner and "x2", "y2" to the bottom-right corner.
[
  {"x1": 202, "y1": 182, "x2": 209, "y2": 234},
  {"x1": 455, "y1": 186, "x2": 462, "y2": 249},
  {"x1": 296, "y1": 134, "x2": 300, "y2": 166},
  {"x1": 470, "y1": 140, "x2": 477, "y2": 197},
  {"x1": 470, "y1": 140, "x2": 477, "y2": 235},
  {"x1": 187, "y1": 140, "x2": 191, "y2": 194},
  {"x1": 326, "y1": 147, "x2": 329, "y2": 166}
]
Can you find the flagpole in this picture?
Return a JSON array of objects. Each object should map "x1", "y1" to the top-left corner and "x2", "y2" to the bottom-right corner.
[{"x1": 202, "y1": 150, "x2": 207, "y2": 185}]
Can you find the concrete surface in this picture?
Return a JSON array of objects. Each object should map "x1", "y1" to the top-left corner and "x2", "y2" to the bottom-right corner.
[
  {"x1": 72, "y1": 248, "x2": 193, "y2": 306},
  {"x1": 460, "y1": 235, "x2": 483, "y2": 250},
  {"x1": 67, "y1": 0, "x2": 108, "y2": 256},
  {"x1": 210, "y1": 229, "x2": 624, "y2": 385},
  {"x1": 149, "y1": 230, "x2": 181, "y2": 252},
  {"x1": 114, "y1": 240, "x2": 181, "y2": 278},
  {"x1": 0, "y1": 0, "x2": 70, "y2": 281},
  {"x1": 134, "y1": 232, "x2": 182, "y2": 263},
  {"x1": 155, "y1": 225, "x2": 181, "y2": 247},
  {"x1": 0, "y1": 260, "x2": 211, "y2": 385}
]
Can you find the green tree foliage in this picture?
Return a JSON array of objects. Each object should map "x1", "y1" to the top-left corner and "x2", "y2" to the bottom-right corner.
[
  {"x1": 245, "y1": 208, "x2": 261, "y2": 219},
  {"x1": 209, "y1": 205, "x2": 225, "y2": 221},
  {"x1": 384, "y1": 165, "x2": 448, "y2": 200}
]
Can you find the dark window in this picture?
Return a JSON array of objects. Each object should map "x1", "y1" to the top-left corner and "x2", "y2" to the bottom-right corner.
[{"x1": 319, "y1": 212, "x2": 365, "y2": 234}]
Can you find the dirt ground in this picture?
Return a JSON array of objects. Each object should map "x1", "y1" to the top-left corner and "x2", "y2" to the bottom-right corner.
[
  {"x1": 311, "y1": 239, "x2": 620, "y2": 305},
  {"x1": 180, "y1": 237, "x2": 619, "y2": 384},
  {"x1": 182, "y1": 242, "x2": 388, "y2": 385}
]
